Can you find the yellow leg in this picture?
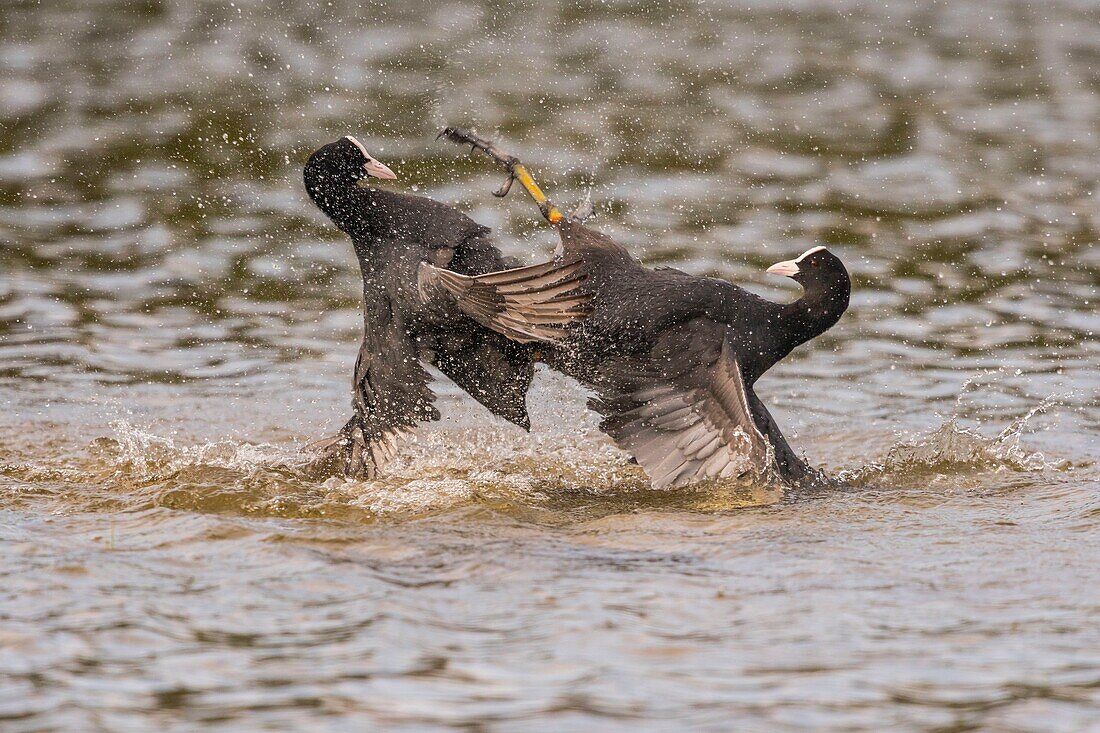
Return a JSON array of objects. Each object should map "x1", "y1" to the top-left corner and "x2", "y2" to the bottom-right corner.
[
  {"x1": 511, "y1": 164, "x2": 564, "y2": 224},
  {"x1": 438, "y1": 127, "x2": 564, "y2": 224}
]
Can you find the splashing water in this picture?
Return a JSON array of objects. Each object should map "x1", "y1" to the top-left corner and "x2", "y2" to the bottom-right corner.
[
  {"x1": 2, "y1": 387, "x2": 1069, "y2": 526},
  {"x1": 841, "y1": 394, "x2": 1062, "y2": 486},
  {"x1": 3, "y1": 0, "x2": 1098, "y2": 727},
  {"x1": 0, "y1": 417, "x2": 787, "y2": 521}
]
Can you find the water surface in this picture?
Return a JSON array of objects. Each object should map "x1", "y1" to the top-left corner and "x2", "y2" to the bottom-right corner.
[{"x1": 1, "y1": 0, "x2": 1098, "y2": 730}]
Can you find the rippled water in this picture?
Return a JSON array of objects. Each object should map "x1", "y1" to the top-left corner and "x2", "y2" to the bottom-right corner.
[{"x1": 2, "y1": 0, "x2": 1098, "y2": 730}]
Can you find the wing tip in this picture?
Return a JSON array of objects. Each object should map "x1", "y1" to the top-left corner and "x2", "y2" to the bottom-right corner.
[{"x1": 433, "y1": 258, "x2": 591, "y2": 344}]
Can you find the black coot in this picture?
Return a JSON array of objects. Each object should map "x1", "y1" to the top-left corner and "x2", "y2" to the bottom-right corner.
[
  {"x1": 438, "y1": 128, "x2": 851, "y2": 486},
  {"x1": 304, "y1": 136, "x2": 587, "y2": 478}
]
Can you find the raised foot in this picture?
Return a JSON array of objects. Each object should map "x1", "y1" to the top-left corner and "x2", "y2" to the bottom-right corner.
[
  {"x1": 438, "y1": 127, "x2": 518, "y2": 168},
  {"x1": 437, "y1": 126, "x2": 563, "y2": 223},
  {"x1": 438, "y1": 126, "x2": 522, "y2": 198}
]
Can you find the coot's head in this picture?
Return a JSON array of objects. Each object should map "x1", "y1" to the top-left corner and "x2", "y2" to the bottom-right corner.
[
  {"x1": 766, "y1": 246, "x2": 847, "y2": 288},
  {"x1": 306, "y1": 135, "x2": 397, "y2": 184}
]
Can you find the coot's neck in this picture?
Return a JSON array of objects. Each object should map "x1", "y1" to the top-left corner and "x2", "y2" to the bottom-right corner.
[
  {"x1": 303, "y1": 162, "x2": 378, "y2": 239},
  {"x1": 747, "y1": 271, "x2": 849, "y2": 381},
  {"x1": 779, "y1": 272, "x2": 850, "y2": 353}
]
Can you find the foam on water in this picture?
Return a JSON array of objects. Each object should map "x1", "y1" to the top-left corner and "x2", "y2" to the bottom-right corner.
[
  {"x1": 2, "y1": 388, "x2": 1071, "y2": 525},
  {"x1": 0, "y1": 417, "x2": 786, "y2": 520},
  {"x1": 1, "y1": 0, "x2": 1097, "y2": 727}
]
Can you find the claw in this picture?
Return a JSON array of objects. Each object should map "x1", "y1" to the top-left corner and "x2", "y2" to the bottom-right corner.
[
  {"x1": 438, "y1": 125, "x2": 565, "y2": 224},
  {"x1": 438, "y1": 126, "x2": 518, "y2": 170},
  {"x1": 439, "y1": 126, "x2": 492, "y2": 154},
  {"x1": 494, "y1": 173, "x2": 515, "y2": 198}
]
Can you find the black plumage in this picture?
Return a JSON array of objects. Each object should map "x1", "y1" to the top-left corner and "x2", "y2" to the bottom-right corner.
[
  {"x1": 438, "y1": 128, "x2": 851, "y2": 486},
  {"x1": 540, "y1": 224, "x2": 850, "y2": 486},
  {"x1": 303, "y1": 136, "x2": 587, "y2": 478}
]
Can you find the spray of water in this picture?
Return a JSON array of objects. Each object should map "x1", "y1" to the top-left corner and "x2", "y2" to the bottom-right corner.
[
  {"x1": 1, "y1": 382, "x2": 1068, "y2": 520},
  {"x1": 840, "y1": 392, "x2": 1061, "y2": 486}
]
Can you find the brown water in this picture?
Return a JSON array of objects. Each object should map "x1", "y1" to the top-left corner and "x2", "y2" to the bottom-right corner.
[{"x1": 2, "y1": 0, "x2": 1099, "y2": 730}]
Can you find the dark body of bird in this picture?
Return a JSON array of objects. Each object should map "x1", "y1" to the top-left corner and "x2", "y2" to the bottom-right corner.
[
  {"x1": 303, "y1": 138, "x2": 586, "y2": 477},
  {"x1": 536, "y1": 221, "x2": 851, "y2": 485},
  {"x1": 433, "y1": 127, "x2": 852, "y2": 487}
]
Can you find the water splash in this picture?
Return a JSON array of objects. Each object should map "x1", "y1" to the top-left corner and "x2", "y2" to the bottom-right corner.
[
  {"x1": 0, "y1": 419, "x2": 782, "y2": 520},
  {"x1": 105, "y1": 419, "x2": 309, "y2": 480},
  {"x1": 841, "y1": 394, "x2": 1061, "y2": 485}
]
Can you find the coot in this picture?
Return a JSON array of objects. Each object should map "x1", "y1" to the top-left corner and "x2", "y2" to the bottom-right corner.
[
  {"x1": 438, "y1": 128, "x2": 851, "y2": 486},
  {"x1": 304, "y1": 136, "x2": 588, "y2": 478}
]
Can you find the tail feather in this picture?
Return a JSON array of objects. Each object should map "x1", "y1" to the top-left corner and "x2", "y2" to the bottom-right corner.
[{"x1": 419, "y1": 258, "x2": 589, "y2": 344}]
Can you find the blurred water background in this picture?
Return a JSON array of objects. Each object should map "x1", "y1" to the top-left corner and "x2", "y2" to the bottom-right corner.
[{"x1": 1, "y1": 0, "x2": 1098, "y2": 730}]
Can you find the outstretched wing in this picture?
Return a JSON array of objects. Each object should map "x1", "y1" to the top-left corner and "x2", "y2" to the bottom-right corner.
[
  {"x1": 588, "y1": 319, "x2": 773, "y2": 488},
  {"x1": 333, "y1": 294, "x2": 440, "y2": 479},
  {"x1": 418, "y1": 258, "x2": 590, "y2": 344}
]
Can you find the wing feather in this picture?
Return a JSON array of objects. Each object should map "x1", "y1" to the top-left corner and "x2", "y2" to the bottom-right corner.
[
  {"x1": 588, "y1": 321, "x2": 772, "y2": 488},
  {"x1": 418, "y1": 258, "x2": 590, "y2": 344}
]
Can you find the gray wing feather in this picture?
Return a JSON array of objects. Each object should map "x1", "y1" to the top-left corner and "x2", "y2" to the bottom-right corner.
[
  {"x1": 418, "y1": 259, "x2": 590, "y2": 344},
  {"x1": 310, "y1": 288, "x2": 440, "y2": 480},
  {"x1": 590, "y1": 325, "x2": 772, "y2": 488}
]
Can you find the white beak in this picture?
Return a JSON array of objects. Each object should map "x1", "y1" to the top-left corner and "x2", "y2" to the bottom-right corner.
[
  {"x1": 363, "y1": 158, "x2": 397, "y2": 180},
  {"x1": 766, "y1": 259, "x2": 800, "y2": 277}
]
